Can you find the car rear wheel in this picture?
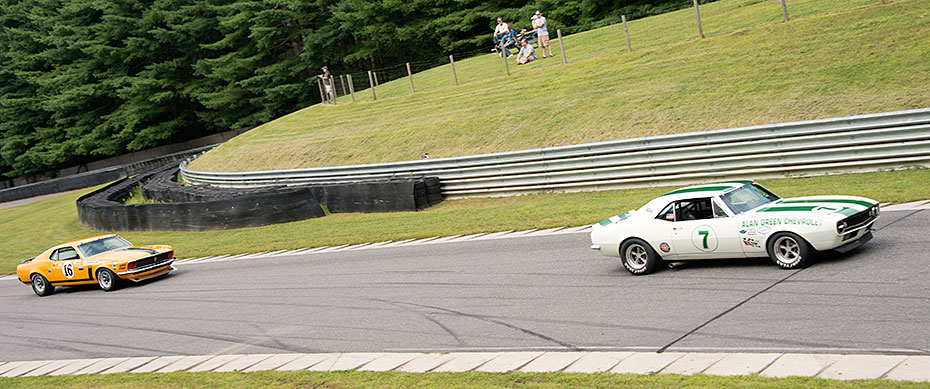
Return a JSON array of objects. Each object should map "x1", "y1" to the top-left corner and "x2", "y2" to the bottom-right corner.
[
  {"x1": 767, "y1": 232, "x2": 812, "y2": 269},
  {"x1": 97, "y1": 268, "x2": 121, "y2": 291},
  {"x1": 31, "y1": 274, "x2": 54, "y2": 297},
  {"x1": 620, "y1": 238, "x2": 660, "y2": 275}
]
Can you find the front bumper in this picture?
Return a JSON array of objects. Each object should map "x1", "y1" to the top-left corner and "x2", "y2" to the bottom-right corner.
[{"x1": 834, "y1": 231, "x2": 873, "y2": 254}]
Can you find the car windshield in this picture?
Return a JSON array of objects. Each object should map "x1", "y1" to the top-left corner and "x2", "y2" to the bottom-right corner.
[
  {"x1": 720, "y1": 184, "x2": 780, "y2": 214},
  {"x1": 77, "y1": 236, "x2": 132, "y2": 258}
]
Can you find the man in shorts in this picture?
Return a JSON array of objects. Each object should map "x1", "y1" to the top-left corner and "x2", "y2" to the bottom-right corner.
[
  {"x1": 532, "y1": 10, "x2": 552, "y2": 59},
  {"x1": 320, "y1": 66, "x2": 334, "y2": 102}
]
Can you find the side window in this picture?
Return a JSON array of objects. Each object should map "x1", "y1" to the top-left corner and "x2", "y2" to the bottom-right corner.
[
  {"x1": 655, "y1": 202, "x2": 675, "y2": 221},
  {"x1": 675, "y1": 198, "x2": 715, "y2": 221},
  {"x1": 712, "y1": 200, "x2": 729, "y2": 218},
  {"x1": 56, "y1": 247, "x2": 80, "y2": 261},
  {"x1": 49, "y1": 251, "x2": 58, "y2": 261}
]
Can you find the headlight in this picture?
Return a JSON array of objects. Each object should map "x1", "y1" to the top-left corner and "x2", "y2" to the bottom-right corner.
[
  {"x1": 836, "y1": 220, "x2": 847, "y2": 233},
  {"x1": 871, "y1": 206, "x2": 879, "y2": 217}
]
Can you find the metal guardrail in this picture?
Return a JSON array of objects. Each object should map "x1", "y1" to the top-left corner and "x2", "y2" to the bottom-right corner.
[{"x1": 180, "y1": 108, "x2": 930, "y2": 199}]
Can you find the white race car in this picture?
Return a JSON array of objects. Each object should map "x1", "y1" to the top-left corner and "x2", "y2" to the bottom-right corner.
[{"x1": 590, "y1": 181, "x2": 879, "y2": 275}]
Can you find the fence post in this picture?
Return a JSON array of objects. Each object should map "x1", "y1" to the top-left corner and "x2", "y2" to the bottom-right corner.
[
  {"x1": 373, "y1": 72, "x2": 379, "y2": 87},
  {"x1": 557, "y1": 29, "x2": 567, "y2": 64},
  {"x1": 347, "y1": 74, "x2": 355, "y2": 102},
  {"x1": 341, "y1": 74, "x2": 348, "y2": 97},
  {"x1": 406, "y1": 62, "x2": 415, "y2": 94},
  {"x1": 621, "y1": 15, "x2": 632, "y2": 53},
  {"x1": 501, "y1": 49, "x2": 510, "y2": 75},
  {"x1": 316, "y1": 78, "x2": 325, "y2": 104},
  {"x1": 693, "y1": 0, "x2": 704, "y2": 39},
  {"x1": 780, "y1": 0, "x2": 789, "y2": 22},
  {"x1": 368, "y1": 70, "x2": 377, "y2": 101},
  {"x1": 328, "y1": 76, "x2": 337, "y2": 104},
  {"x1": 450, "y1": 55, "x2": 458, "y2": 86}
]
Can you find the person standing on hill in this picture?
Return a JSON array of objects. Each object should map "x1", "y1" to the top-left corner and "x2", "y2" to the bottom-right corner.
[
  {"x1": 532, "y1": 10, "x2": 552, "y2": 59},
  {"x1": 320, "y1": 66, "x2": 334, "y2": 102}
]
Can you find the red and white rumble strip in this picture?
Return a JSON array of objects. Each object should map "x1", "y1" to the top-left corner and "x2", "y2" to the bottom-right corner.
[{"x1": 1, "y1": 351, "x2": 929, "y2": 381}]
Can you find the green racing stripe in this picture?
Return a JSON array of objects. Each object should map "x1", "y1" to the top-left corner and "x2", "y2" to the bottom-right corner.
[{"x1": 778, "y1": 199, "x2": 875, "y2": 208}]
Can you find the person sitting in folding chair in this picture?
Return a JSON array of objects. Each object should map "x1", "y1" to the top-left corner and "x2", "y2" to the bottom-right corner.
[{"x1": 497, "y1": 24, "x2": 518, "y2": 57}]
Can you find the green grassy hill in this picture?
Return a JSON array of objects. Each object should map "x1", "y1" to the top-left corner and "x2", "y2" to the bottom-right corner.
[{"x1": 189, "y1": 0, "x2": 930, "y2": 173}]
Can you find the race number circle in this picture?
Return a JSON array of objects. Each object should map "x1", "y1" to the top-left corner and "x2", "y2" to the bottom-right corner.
[
  {"x1": 691, "y1": 225, "x2": 718, "y2": 252},
  {"x1": 62, "y1": 263, "x2": 75, "y2": 279}
]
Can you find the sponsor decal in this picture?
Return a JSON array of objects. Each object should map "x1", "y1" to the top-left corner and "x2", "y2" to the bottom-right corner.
[
  {"x1": 757, "y1": 226, "x2": 773, "y2": 235},
  {"x1": 741, "y1": 217, "x2": 822, "y2": 228},
  {"x1": 742, "y1": 237, "x2": 761, "y2": 248},
  {"x1": 112, "y1": 265, "x2": 118, "y2": 270},
  {"x1": 644, "y1": 207, "x2": 654, "y2": 214},
  {"x1": 739, "y1": 229, "x2": 747, "y2": 235},
  {"x1": 691, "y1": 225, "x2": 719, "y2": 252},
  {"x1": 659, "y1": 242, "x2": 671, "y2": 253}
]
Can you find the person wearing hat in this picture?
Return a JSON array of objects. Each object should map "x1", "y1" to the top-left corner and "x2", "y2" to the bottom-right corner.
[
  {"x1": 320, "y1": 66, "x2": 334, "y2": 102},
  {"x1": 532, "y1": 10, "x2": 552, "y2": 59}
]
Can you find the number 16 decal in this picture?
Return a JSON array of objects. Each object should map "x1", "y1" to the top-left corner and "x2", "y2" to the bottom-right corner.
[{"x1": 62, "y1": 263, "x2": 74, "y2": 279}]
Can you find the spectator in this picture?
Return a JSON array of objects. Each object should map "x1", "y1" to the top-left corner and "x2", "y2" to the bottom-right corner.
[
  {"x1": 421, "y1": 152, "x2": 430, "y2": 159},
  {"x1": 320, "y1": 66, "x2": 334, "y2": 102},
  {"x1": 516, "y1": 39, "x2": 536, "y2": 64},
  {"x1": 492, "y1": 17, "x2": 509, "y2": 49},
  {"x1": 498, "y1": 24, "x2": 517, "y2": 57},
  {"x1": 532, "y1": 10, "x2": 552, "y2": 59}
]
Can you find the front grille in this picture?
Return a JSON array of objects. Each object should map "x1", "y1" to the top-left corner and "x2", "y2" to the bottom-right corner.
[
  {"x1": 130, "y1": 252, "x2": 172, "y2": 270},
  {"x1": 842, "y1": 209, "x2": 874, "y2": 232}
]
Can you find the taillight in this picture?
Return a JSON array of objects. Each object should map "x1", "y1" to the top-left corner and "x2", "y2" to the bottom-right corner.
[
  {"x1": 168, "y1": 251, "x2": 174, "y2": 259},
  {"x1": 128, "y1": 262, "x2": 135, "y2": 270}
]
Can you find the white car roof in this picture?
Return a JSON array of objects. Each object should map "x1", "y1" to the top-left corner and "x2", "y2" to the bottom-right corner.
[{"x1": 640, "y1": 181, "x2": 753, "y2": 214}]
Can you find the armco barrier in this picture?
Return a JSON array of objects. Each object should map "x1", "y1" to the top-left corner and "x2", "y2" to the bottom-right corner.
[{"x1": 180, "y1": 108, "x2": 930, "y2": 198}]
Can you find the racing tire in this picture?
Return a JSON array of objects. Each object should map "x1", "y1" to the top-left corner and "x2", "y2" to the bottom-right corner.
[
  {"x1": 767, "y1": 232, "x2": 813, "y2": 269},
  {"x1": 96, "y1": 268, "x2": 121, "y2": 292},
  {"x1": 31, "y1": 274, "x2": 54, "y2": 297},
  {"x1": 620, "y1": 238, "x2": 660, "y2": 275}
]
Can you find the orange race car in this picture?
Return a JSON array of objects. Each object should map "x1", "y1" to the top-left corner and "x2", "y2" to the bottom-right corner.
[{"x1": 17, "y1": 234, "x2": 175, "y2": 296}]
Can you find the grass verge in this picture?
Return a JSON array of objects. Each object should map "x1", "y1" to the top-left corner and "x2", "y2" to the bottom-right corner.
[
  {"x1": 189, "y1": 0, "x2": 930, "y2": 172},
  {"x1": 1, "y1": 169, "x2": 928, "y2": 275},
  {"x1": 0, "y1": 370, "x2": 925, "y2": 388}
]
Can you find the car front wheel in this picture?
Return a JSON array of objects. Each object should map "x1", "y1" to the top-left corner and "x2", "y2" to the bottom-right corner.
[
  {"x1": 767, "y1": 232, "x2": 812, "y2": 269},
  {"x1": 31, "y1": 274, "x2": 54, "y2": 296},
  {"x1": 620, "y1": 238, "x2": 660, "y2": 275},
  {"x1": 96, "y1": 268, "x2": 121, "y2": 291}
]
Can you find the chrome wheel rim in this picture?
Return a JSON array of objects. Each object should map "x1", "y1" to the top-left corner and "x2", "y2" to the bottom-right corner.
[
  {"x1": 32, "y1": 275, "x2": 45, "y2": 293},
  {"x1": 625, "y1": 244, "x2": 648, "y2": 270},
  {"x1": 98, "y1": 271, "x2": 112, "y2": 289},
  {"x1": 774, "y1": 236, "x2": 801, "y2": 265}
]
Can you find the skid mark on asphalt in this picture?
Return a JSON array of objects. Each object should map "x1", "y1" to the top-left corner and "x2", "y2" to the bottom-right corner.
[
  {"x1": 657, "y1": 269, "x2": 805, "y2": 353},
  {"x1": 373, "y1": 299, "x2": 579, "y2": 350}
]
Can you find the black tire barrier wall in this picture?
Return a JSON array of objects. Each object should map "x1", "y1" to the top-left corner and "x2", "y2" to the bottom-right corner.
[
  {"x1": 77, "y1": 164, "x2": 443, "y2": 231},
  {"x1": 77, "y1": 167, "x2": 325, "y2": 232}
]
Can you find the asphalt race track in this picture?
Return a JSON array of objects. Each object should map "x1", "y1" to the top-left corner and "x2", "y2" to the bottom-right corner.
[{"x1": 1, "y1": 210, "x2": 928, "y2": 362}]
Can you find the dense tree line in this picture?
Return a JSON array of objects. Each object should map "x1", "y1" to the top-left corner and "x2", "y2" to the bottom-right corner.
[{"x1": 0, "y1": 0, "x2": 710, "y2": 179}]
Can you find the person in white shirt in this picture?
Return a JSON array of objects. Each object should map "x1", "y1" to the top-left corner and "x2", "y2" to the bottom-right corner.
[
  {"x1": 532, "y1": 10, "x2": 552, "y2": 59},
  {"x1": 493, "y1": 17, "x2": 509, "y2": 47},
  {"x1": 516, "y1": 39, "x2": 536, "y2": 64}
]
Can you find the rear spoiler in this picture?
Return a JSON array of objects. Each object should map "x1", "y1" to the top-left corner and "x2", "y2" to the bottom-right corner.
[{"x1": 20, "y1": 257, "x2": 35, "y2": 264}]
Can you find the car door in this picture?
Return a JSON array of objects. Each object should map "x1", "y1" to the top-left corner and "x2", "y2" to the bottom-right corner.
[
  {"x1": 669, "y1": 198, "x2": 743, "y2": 259},
  {"x1": 48, "y1": 247, "x2": 82, "y2": 283}
]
